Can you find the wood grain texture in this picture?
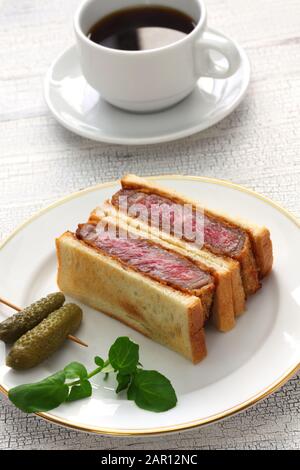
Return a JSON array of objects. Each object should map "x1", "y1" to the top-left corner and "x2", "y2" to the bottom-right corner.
[{"x1": 0, "y1": 0, "x2": 300, "y2": 450}]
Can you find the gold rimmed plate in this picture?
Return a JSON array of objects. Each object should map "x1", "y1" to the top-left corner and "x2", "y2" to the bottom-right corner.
[{"x1": 0, "y1": 176, "x2": 299, "y2": 435}]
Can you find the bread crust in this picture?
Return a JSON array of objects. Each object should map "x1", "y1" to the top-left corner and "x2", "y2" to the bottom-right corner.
[
  {"x1": 231, "y1": 237, "x2": 261, "y2": 295},
  {"x1": 56, "y1": 232, "x2": 207, "y2": 363},
  {"x1": 230, "y1": 260, "x2": 246, "y2": 316},
  {"x1": 245, "y1": 226, "x2": 273, "y2": 278},
  {"x1": 119, "y1": 174, "x2": 272, "y2": 291}
]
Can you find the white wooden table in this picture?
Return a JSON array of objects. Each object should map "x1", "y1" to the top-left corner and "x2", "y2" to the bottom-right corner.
[{"x1": 0, "y1": 0, "x2": 300, "y2": 450}]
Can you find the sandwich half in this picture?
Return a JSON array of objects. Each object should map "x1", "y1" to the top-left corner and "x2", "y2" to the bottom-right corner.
[
  {"x1": 90, "y1": 205, "x2": 245, "y2": 332},
  {"x1": 110, "y1": 175, "x2": 273, "y2": 296},
  {"x1": 56, "y1": 221, "x2": 215, "y2": 363}
]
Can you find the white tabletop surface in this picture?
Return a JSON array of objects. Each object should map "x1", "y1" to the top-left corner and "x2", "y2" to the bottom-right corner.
[{"x1": 0, "y1": 0, "x2": 299, "y2": 450}]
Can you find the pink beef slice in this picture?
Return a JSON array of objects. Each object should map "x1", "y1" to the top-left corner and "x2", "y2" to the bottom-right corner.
[
  {"x1": 112, "y1": 190, "x2": 246, "y2": 257},
  {"x1": 76, "y1": 223, "x2": 212, "y2": 291}
]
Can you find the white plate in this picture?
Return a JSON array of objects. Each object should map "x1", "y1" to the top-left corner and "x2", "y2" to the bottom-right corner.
[
  {"x1": 44, "y1": 29, "x2": 250, "y2": 145},
  {"x1": 0, "y1": 176, "x2": 299, "y2": 436}
]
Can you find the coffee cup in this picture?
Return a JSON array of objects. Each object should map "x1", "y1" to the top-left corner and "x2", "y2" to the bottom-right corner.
[{"x1": 74, "y1": 0, "x2": 241, "y2": 112}]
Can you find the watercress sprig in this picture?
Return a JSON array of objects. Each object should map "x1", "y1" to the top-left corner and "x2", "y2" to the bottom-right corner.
[{"x1": 8, "y1": 336, "x2": 177, "y2": 414}]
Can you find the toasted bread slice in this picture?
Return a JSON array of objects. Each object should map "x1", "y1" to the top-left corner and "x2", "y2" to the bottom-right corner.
[
  {"x1": 56, "y1": 232, "x2": 208, "y2": 363},
  {"x1": 90, "y1": 205, "x2": 246, "y2": 331},
  {"x1": 113, "y1": 174, "x2": 273, "y2": 293},
  {"x1": 233, "y1": 222, "x2": 273, "y2": 277}
]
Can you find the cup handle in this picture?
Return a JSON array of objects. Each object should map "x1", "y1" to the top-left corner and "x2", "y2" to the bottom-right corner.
[{"x1": 195, "y1": 30, "x2": 241, "y2": 79}]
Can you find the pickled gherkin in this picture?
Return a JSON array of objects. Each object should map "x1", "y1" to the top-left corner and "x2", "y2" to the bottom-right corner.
[
  {"x1": 6, "y1": 304, "x2": 82, "y2": 370},
  {"x1": 0, "y1": 292, "x2": 65, "y2": 343}
]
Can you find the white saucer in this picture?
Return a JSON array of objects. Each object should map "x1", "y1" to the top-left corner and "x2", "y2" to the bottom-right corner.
[{"x1": 45, "y1": 29, "x2": 250, "y2": 145}]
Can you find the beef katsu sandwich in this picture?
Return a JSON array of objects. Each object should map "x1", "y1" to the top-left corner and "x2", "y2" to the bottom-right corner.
[{"x1": 56, "y1": 175, "x2": 273, "y2": 363}]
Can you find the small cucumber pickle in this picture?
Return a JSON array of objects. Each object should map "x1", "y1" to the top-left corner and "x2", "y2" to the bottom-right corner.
[
  {"x1": 0, "y1": 292, "x2": 65, "y2": 343},
  {"x1": 6, "y1": 303, "x2": 82, "y2": 370}
]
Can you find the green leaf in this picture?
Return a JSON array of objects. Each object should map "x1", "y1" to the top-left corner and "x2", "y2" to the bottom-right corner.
[
  {"x1": 131, "y1": 370, "x2": 177, "y2": 413},
  {"x1": 7, "y1": 337, "x2": 178, "y2": 415},
  {"x1": 127, "y1": 381, "x2": 137, "y2": 401},
  {"x1": 127, "y1": 368, "x2": 141, "y2": 400},
  {"x1": 94, "y1": 356, "x2": 104, "y2": 368},
  {"x1": 64, "y1": 362, "x2": 88, "y2": 380},
  {"x1": 108, "y1": 337, "x2": 139, "y2": 375},
  {"x1": 66, "y1": 380, "x2": 92, "y2": 402},
  {"x1": 116, "y1": 373, "x2": 131, "y2": 393},
  {"x1": 8, "y1": 371, "x2": 69, "y2": 413}
]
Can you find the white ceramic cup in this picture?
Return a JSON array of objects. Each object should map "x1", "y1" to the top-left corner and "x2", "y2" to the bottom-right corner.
[{"x1": 74, "y1": 0, "x2": 241, "y2": 112}]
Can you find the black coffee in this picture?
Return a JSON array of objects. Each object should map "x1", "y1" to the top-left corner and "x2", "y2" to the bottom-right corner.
[{"x1": 87, "y1": 6, "x2": 197, "y2": 51}]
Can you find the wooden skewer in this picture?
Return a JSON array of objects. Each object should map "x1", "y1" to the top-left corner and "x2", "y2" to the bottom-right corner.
[
  {"x1": 0, "y1": 298, "x2": 21, "y2": 313},
  {"x1": 0, "y1": 296, "x2": 88, "y2": 348}
]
